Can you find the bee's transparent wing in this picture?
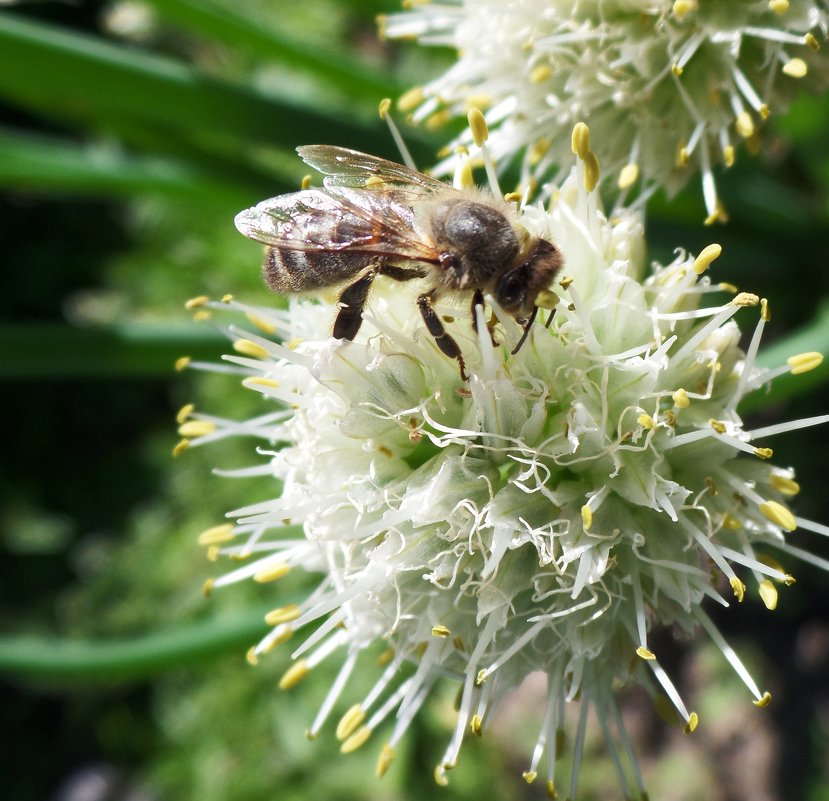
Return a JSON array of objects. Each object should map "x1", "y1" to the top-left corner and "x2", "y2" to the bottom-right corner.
[
  {"x1": 235, "y1": 188, "x2": 440, "y2": 262},
  {"x1": 297, "y1": 145, "x2": 449, "y2": 197}
]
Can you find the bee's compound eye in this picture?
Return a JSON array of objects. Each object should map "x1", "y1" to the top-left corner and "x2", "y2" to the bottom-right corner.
[{"x1": 494, "y1": 266, "x2": 527, "y2": 311}]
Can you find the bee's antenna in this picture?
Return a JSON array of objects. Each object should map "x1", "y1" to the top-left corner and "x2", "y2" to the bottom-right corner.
[
  {"x1": 511, "y1": 305, "x2": 539, "y2": 355},
  {"x1": 379, "y1": 98, "x2": 418, "y2": 171}
]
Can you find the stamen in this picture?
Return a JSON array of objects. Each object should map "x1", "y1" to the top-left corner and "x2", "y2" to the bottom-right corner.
[{"x1": 378, "y1": 98, "x2": 418, "y2": 170}]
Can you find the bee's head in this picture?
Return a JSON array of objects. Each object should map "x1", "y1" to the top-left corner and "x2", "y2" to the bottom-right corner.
[{"x1": 494, "y1": 239, "x2": 563, "y2": 320}]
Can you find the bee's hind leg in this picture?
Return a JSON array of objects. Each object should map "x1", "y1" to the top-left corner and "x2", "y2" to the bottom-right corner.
[
  {"x1": 333, "y1": 264, "x2": 380, "y2": 341},
  {"x1": 417, "y1": 290, "x2": 468, "y2": 380}
]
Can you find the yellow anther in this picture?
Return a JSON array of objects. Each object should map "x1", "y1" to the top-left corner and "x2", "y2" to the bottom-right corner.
[
  {"x1": 398, "y1": 85, "x2": 425, "y2": 112},
  {"x1": 262, "y1": 626, "x2": 293, "y2": 652},
  {"x1": 754, "y1": 447, "x2": 774, "y2": 460},
  {"x1": 672, "y1": 0, "x2": 697, "y2": 18},
  {"x1": 671, "y1": 63, "x2": 683, "y2": 77},
  {"x1": 433, "y1": 766, "x2": 449, "y2": 787},
  {"x1": 570, "y1": 122, "x2": 590, "y2": 159},
  {"x1": 760, "y1": 297, "x2": 771, "y2": 322},
  {"x1": 253, "y1": 562, "x2": 290, "y2": 583},
  {"x1": 760, "y1": 103, "x2": 770, "y2": 120},
  {"x1": 692, "y1": 243, "x2": 722, "y2": 274},
  {"x1": 176, "y1": 403, "x2": 195, "y2": 425},
  {"x1": 245, "y1": 312, "x2": 278, "y2": 335},
  {"x1": 423, "y1": 109, "x2": 451, "y2": 129},
  {"x1": 221, "y1": 294, "x2": 233, "y2": 303},
  {"x1": 759, "y1": 579, "x2": 778, "y2": 610},
  {"x1": 759, "y1": 500, "x2": 797, "y2": 531},
  {"x1": 504, "y1": 191, "x2": 523, "y2": 203},
  {"x1": 341, "y1": 725, "x2": 372, "y2": 754},
  {"x1": 583, "y1": 150, "x2": 600, "y2": 193},
  {"x1": 704, "y1": 205, "x2": 725, "y2": 226},
  {"x1": 174, "y1": 356, "x2": 191, "y2": 372},
  {"x1": 545, "y1": 778, "x2": 556, "y2": 799},
  {"x1": 636, "y1": 646, "x2": 656, "y2": 660},
  {"x1": 784, "y1": 574, "x2": 796, "y2": 586},
  {"x1": 265, "y1": 604, "x2": 301, "y2": 625},
  {"x1": 787, "y1": 351, "x2": 823, "y2": 375},
  {"x1": 470, "y1": 714, "x2": 483, "y2": 737},
  {"x1": 300, "y1": 174, "x2": 312, "y2": 190},
  {"x1": 467, "y1": 107, "x2": 489, "y2": 147},
  {"x1": 559, "y1": 275, "x2": 573, "y2": 290},
  {"x1": 178, "y1": 420, "x2": 216, "y2": 438},
  {"x1": 770, "y1": 474, "x2": 800, "y2": 496},
  {"x1": 684, "y1": 712, "x2": 699, "y2": 733},
  {"x1": 198, "y1": 523, "x2": 235, "y2": 546},
  {"x1": 246, "y1": 647, "x2": 259, "y2": 666},
  {"x1": 529, "y1": 136, "x2": 551, "y2": 165},
  {"x1": 782, "y1": 57, "x2": 808, "y2": 78},
  {"x1": 184, "y1": 295, "x2": 209, "y2": 309},
  {"x1": 581, "y1": 504, "x2": 593, "y2": 530},
  {"x1": 618, "y1": 162, "x2": 639, "y2": 189},
  {"x1": 244, "y1": 377, "x2": 281, "y2": 390},
  {"x1": 672, "y1": 388, "x2": 690, "y2": 408},
  {"x1": 731, "y1": 292, "x2": 759, "y2": 307},
  {"x1": 723, "y1": 145, "x2": 735, "y2": 167},
  {"x1": 805, "y1": 32, "x2": 820, "y2": 50},
  {"x1": 536, "y1": 289, "x2": 559, "y2": 310},
  {"x1": 336, "y1": 704, "x2": 365, "y2": 741},
  {"x1": 233, "y1": 339, "x2": 269, "y2": 359},
  {"x1": 736, "y1": 111, "x2": 754, "y2": 138},
  {"x1": 530, "y1": 64, "x2": 552, "y2": 83},
  {"x1": 753, "y1": 691, "x2": 772, "y2": 708},
  {"x1": 476, "y1": 668, "x2": 488, "y2": 685},
  {"x1": 522, "y1": 771, "x2": 537, "y2": 784},
  {"x1": 731, "y1": 577, "x2": 746, "y2": 602},
  {"x1": 458, "y1": 159, "x2": 475, "y2": 191},
  {"x1": 722, "y1": 514, "x2": 743, "y2": 530},
  {"x1": 202, "y1": 577, "x2": 214, "y2": 596},
  {"x1": 172, "y1": 439, "x2": 190, "y2": 457},
  {"x1": 376, "y1": 744, "x2": 396, "y2": 778},
  {"x1": 676, "y1": 144, "x2": 689, "y2": 167},
  {"x1": 769, "y1": 0, "x2": 789, "y2": 12},
  {"x1": 709, "y1": 419, "x2": 727, "y2": 434},
  {"x1": 719, "y1": 282, "x2": 738, "y2": 293},
  {"x1": 637, "y1": 413, "x2": 655, "y2": 430},
  {"x1": 377, "y1": 647, "x2": 394, "y2": 666},
  {"x1": 192, "y1": 310, "x2": 211, "y2": 322},
  {"x1": 431, "y1": 624, "x2": 451, "y2": 638},
  {"x1": 278, "y1": 659, "x2": 309, "y2": 690},
  {"x1": 206, "y1": 545, "x2": 219, "y2": 562},
  {"x1": 378, "y1": 97, "x2": 392, "y2": 120}
]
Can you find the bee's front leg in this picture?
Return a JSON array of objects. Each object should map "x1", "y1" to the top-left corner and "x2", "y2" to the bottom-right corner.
[
  {"x1": 417, "y1": 290, "x2": 468, "y2": 380},
  {"x1": 333, "y1": 262, "x2": 382, "y2": 341}
]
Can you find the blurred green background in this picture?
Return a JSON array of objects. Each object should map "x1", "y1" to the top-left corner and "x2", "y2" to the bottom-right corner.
[{"x1": 0, "y1": 2, "x2": 828, "y2": 800}]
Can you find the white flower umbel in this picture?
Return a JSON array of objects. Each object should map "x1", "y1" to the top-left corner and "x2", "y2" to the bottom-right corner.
[
  {"x1": 384, "y1": 0, "x2": 829, "y2": 222},
  {"x1": 179, "y1": 135, "x2": 827, "y2": 797}
]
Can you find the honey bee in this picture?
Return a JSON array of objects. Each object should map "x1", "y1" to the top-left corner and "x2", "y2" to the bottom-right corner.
[{"x1": 234, "y1": 145, "x2": 563, "y2": 378}]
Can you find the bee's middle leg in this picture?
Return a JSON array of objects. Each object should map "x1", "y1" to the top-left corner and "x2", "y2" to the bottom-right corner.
[
  {"x1": 417, "y1": 290, "x2": 467, "y2": 380},
  {"x1": 333, "y1": 264, "x2": 380, "y2": 340}
]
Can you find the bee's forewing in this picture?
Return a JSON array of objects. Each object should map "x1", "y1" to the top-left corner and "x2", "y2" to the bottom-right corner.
[
  {"x1": 297, "y1": 145, "x2": 448, "y2": 197},
  {"x1": 234, "y1": 187, "x2": 439, "y2": 263}
]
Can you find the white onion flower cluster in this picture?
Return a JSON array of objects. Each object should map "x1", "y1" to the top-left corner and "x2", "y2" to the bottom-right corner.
[
  {"x1": 383, "y1": 0, "x2": 829, "y2": 221},
  {"x1": 178, "y1": 144, "x2": 827, "y2": 797}
]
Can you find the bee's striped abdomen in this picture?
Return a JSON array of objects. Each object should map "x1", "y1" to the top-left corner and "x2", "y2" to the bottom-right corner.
[{"x1": 263, "y1": 247, "x2": 369, "y2": 294}]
